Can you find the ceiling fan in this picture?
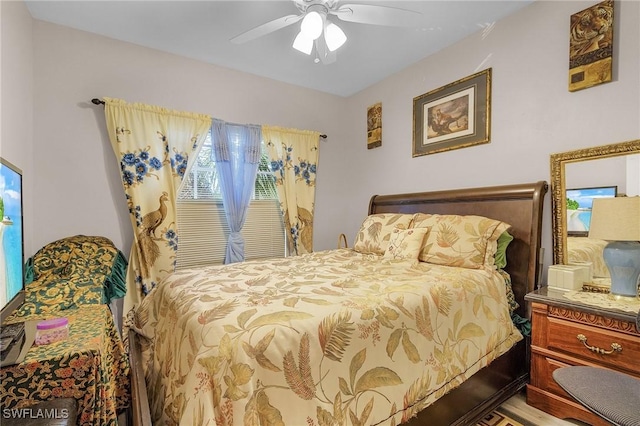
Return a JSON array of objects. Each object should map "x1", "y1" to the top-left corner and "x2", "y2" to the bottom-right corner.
[{"x1": 230, "y1": 0, "x2": 422, "y2": 64}]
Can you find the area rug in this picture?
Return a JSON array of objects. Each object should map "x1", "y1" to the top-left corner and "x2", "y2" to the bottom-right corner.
[{"x1": 477, "y1": 411, "x2": 524, "y2": 426}]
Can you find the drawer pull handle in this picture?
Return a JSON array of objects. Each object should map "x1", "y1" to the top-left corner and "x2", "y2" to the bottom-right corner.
[{"x1": 576, "y1": 334, "x2": 622, "y2": 355}]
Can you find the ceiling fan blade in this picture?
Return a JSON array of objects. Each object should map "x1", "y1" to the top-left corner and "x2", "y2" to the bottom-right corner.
[
  {"x1": 331, "y1": 4, "x2": 421, "y2": 27},
  {"x1": 230, "y1": 14, "x2": 303, "y2": 44}
]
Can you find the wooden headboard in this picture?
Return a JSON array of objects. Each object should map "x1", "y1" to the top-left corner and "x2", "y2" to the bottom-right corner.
[{"x1": 368, "y1": 181, "x2": 548, "y2": 320}]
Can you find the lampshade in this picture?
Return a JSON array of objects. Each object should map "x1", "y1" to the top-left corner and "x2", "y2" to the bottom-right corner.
[
  {"x1": 588, "y1": 196, "x2": 640, "y2": 298},
  {"x1": 300, "y1": 11, "x2": 323, "y2": 40},
  {"x1": 293, "y1": 32, "x2": 313, "y2": 55},
  {"x1": 325, "y1": 22, "x2": 346, "y2": 52},
  {"x1": 294, "y1": 9, "x2": 347, "y2": 60},
  {"x1": 589, "y1": 197, "x2": 640, "y2": 241}
]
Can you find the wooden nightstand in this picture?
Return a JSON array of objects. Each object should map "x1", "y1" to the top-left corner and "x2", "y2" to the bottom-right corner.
[{"x1": 525, "y1": 287, "x2": 640, "y2": 426}]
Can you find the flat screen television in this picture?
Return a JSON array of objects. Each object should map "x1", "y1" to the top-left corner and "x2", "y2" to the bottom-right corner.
[{"x1": 0, "y1": 157, "x2": 25, "y2": 321}]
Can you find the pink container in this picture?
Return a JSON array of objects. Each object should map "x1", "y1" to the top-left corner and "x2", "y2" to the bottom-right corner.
[{"x1": 35, "y1": 317, "x2": 69, "y2": 346}]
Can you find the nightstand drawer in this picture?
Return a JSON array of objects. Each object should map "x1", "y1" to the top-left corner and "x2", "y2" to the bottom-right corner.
[
  {"x1": 526, "y1": 291, "x2": 640, "y2": 425},
  {"x1": 547, "y1": 318, "x2": 640, "y2": 374},
  {"x1": 530, "y1": 353, "x2": 573, "y2": 397}
]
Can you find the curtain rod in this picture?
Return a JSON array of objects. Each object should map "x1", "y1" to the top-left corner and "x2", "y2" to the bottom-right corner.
[{"x1": 91, "y1": 98, "x2": 327, "y2": 139}]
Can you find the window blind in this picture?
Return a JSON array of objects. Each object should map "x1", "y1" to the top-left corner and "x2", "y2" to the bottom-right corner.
[{"x1": 176, "y1": 199, "x2": 285, "y2": 269}]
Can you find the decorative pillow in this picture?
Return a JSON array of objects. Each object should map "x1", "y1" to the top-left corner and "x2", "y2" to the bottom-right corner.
[
  {"x1": 353, "y1": 214, "x2": 414, "y2": 255},
  {"x1": 495, "y1": 231, "x2": 514, "y2": 270},
  {"x1": 384, "y1": 227, "x2": 430, "y2": 260},
  {"x1": 411, "y1": 213, "x2": 511, "y2": 269}
]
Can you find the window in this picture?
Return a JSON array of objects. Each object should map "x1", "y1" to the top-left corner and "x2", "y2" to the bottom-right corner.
[{"x1": 176, "y1": 133, "x2": 285, "y2": 268}]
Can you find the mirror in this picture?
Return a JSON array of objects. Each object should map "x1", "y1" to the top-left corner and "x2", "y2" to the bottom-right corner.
[{"x1": 550, "y1": 139, "x2": 640, "y2": 268}]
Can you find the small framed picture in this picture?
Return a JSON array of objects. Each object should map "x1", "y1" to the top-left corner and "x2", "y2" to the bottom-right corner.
[
  {"x1": 367, "y1": 102, "x2": 382, "y2": 149},
  {"x1": 413, "y1": 69, "x2": 491, "y2": 157},
  {"x1": 568, "y1": 0, "x2": 614, "y2": 92}
]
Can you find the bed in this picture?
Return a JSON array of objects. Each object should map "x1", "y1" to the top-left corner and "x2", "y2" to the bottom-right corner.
[
  {"x1": 567, "y1": 236, "x2": 610, "y2": 278},
  {"x1": 128, "y1": 181, "x2": 547, "y2": 426}
]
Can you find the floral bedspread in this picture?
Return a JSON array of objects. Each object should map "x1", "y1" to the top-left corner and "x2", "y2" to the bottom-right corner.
[
  {"x1": 567, "y1": 237, "x2": 609, "y2": 277},
  {"x1": 134, "y1": 249, "x2": 522, "y2": 426}
]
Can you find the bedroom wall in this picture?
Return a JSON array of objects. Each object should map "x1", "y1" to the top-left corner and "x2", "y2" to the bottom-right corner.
[
  {"x1": 29, "y1": 19, "x2": 347, "y2": 257},
  {"x1": 8, "y1": 0, "x2": 640, "y2": 272},
  {"x1": 1, "y1": 0, "x2": 34, "y2": 257},
  {"x1": 314, "y1": 0, "x2": 640, "y2": 271}
]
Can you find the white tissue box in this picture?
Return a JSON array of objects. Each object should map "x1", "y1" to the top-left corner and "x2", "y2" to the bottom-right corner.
[{"x1": 547, "y1": 264, "x2": 591, "y2": 291}]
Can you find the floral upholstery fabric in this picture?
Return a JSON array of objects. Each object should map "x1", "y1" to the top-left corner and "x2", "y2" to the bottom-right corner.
[
  {"x1": 353, "y1": 213, "x2": 414, "y2": 255},
  {"x1": 7, "y1": 235, "x2": 127, "y2": 319},
  {"x1": 384, "y1": 227, "x2": 429, "y2": 260},
  {"x1": 411, "y1": 214, "x2": 511, "y2": 270},
  {"x1": 0, "y1": 305, "x2": 130, "y2": 425}
]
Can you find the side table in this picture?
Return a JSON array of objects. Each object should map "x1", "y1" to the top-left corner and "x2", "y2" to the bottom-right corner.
[
  {"x1": 525, "y1": 287, "x2": 640, "y2": 425},
  {"x1": 0, "y1": 304, "x2": 130, "y2": 425}
]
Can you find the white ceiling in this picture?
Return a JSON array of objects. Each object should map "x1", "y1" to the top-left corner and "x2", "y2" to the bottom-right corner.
[{"x1": 25, "y1": 0, "x2": 534, "y2": 97}]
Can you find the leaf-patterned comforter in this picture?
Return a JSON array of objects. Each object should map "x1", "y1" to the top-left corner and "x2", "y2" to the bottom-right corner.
[
  {"x1": 134, "y1": 249, "x2": 523, "y2": 426},
  {"x1": 567, "y1": 237, "x2": 609, "y2": 277}
]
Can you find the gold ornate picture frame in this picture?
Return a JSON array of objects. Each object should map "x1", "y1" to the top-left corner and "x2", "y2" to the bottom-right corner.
[
  {"x1": 412, "y1": 68, "x2": 491, "y2": 157},
  {"x1": 568, "y1": 0, "x2": 614, "y2": 92}
]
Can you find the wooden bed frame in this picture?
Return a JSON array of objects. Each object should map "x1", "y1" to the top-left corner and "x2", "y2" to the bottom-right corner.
[{"x1": 128, "y1": 180, "x2": 548, "y2": 426}]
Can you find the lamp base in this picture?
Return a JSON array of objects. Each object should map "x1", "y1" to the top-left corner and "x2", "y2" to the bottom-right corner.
[{"x1": 603, "y1": 241, "x2": 640, "y2": 298}]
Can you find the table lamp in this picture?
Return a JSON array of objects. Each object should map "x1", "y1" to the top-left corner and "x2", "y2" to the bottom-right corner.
[{"x1": 588, "y1": 197, "x2": 640, "y2": 298}]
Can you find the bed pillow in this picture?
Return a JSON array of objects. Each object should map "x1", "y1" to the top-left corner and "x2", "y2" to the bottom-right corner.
[
  {"x1": 411, "y1": 213, "x2": 511, "y2": 269},
  {"x1": 495, "y1": 231, "x2": 514, "y2": 270},
  {"x1": 353, "y1": 213, "x2": 414, "y2": 255},
  {"x1": 383, "y1": 227, "x2": 429, "y2": 260}
]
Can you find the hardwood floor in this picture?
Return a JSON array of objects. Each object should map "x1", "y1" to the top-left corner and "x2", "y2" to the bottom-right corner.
[{"x1": 498, "y1": 390, "x2": 590, "y2": 426}]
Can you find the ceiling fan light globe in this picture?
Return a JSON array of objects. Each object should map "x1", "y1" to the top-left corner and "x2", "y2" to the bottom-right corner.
[
  {"x1": 325, "y1": 23, "x2": 346, "y2": 52},
  {"x1": 293, "y1": 32, "x2": 314, "y2": 55},
  {"x1": 300, "y1": 11, "x2": 323, "y2": 40}
]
